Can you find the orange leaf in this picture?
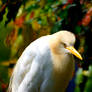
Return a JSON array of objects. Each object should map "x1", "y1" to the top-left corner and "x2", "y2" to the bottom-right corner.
[
  {"x1": 32, "y1": 21, "x2": 41, "y2": 31},
  {"x1": 30, "y1": 11, "x2": 35, "y2": 19},
  {"x1": 82, "y1": 15, "x2": 91, "y2": 26}
]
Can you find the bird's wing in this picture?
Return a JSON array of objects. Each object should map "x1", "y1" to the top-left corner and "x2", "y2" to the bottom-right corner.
[
  {"x1": 7, "y1": 74, "x2": 13, "y2": 92},
  {"x1": 7, "y1": 43, "x2": 36, "y2": 92},
  {"x1": 8, "y1": 36, "x2": 51, "y2": 92},
  {"x1": 17, "y1": 57, "x2": 43, "y2": 92}
]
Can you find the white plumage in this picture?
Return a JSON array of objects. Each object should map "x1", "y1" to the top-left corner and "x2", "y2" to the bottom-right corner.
[{"x1": 8, "y1": 30, "x2": 82, "y2": 92}]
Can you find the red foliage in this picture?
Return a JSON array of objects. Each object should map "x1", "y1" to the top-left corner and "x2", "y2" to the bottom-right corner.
[
  {"x1": 14, "y1": 14, "x2": 26, "y2": 27},
  {"x1": 1, "y1": 83, "x2": 7, "y2": 89},
  {"x1": 30, "y1": 11, "x2": 35, "y2": 19},
  {"x1": 78, "y1": 21, "x2": 82, "y2": 25},
  {"x1": 5, "y1": 29, "x2": 18, "y2": 46},
  {"x1": 87, "y1": 8, "x2": 92, "y2": 16},
  {"x1": 0, "y1": 3, "x2": 7, "y2": 12},
  {"x1": 62, "y1": 4, "x2": 68, "y2": 9},
  {"x1": 57, "y1": 17, "x2": 61, "y2": 21},
  {"x1": 80, "y1": 0, "x2": 84, "y2": 4},
  {"x1": 82, "y1": 14, "x2": 91, "y2": 26},
  {"x1": 67, "y1": 0, "x2": 74, "y2": 4},
  {"x1": 1, "y1": 83, "x2": 8, "y2": 92}
]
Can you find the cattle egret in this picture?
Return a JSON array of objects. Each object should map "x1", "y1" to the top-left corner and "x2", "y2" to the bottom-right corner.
[{"x1": 8, "y1": 30, "x2": 83, "y2": 92}]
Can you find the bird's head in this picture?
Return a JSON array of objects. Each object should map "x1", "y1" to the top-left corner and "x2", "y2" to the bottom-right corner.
[{"x1": 51, "y1": 30, "x2": 83, "y2": 60}]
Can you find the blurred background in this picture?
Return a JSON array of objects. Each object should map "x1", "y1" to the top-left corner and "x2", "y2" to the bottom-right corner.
[{"x1": 0, "y1": 0, "x2": 92, "y2": 92}]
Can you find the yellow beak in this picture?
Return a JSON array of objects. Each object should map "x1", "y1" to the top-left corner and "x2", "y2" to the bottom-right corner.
[{"x1": 66, "y1": 46, "x2": 83, "y2": 60}]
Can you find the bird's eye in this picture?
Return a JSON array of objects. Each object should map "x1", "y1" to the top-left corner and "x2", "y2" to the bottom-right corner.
[
  {"x1": 63, "y1": 43, "x2": 66, "y2": 48},
  {"x1": 60, "y1": 42, "x2": 66, "y2": 48}
]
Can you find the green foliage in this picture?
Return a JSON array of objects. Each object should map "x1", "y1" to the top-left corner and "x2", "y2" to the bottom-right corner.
[
  {"x1": 74, "y1": 26, "x2": 82, "y2": 34},
  {"x1": 0, "y1": 9, "x2": 12, "y2": 61},
  {"x1": 84, "y1": 66, "x2": 92, "y2": 92},
  {"x1": 0, "y1": 66, "x2": 9, "y2": 92},
  {"x1": 0, "y1": 66, "x2": 9, "y2": 83},
  {"x1": 75, "y1": 66, "x2": 92, "y2": 92},
  {"x1": 51, "y1": 20, "x2": 63, "y2": 34},
  {"x1": 75, "y1": 68, "x2": 83, "y2": 92},
  {"x1": 75, "y1": 68, "x2": 83, "y2": 85}
]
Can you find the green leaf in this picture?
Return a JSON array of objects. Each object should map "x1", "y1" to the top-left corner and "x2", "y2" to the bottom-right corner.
[
  {"x1": 75, "y1": 68, "x2": 83, "y2": 92},
  {"x1": 47, "y1": 0, "x2": 55, "y2": 3},
  {"x1": 74, "y1": 86, "x2": 81, "y2": 92},
  {"x1": 75, "y1": 68, "x2": 83, "y2": 85},
  {"x1": 74, "y1": 26, "x2": 82, "y2": 34},
  {"x1": 0, "y1": 66, "x2": 9, "y2": 83},
  {"x1": 25, "y1": 4, "x2": 39, "y2": 12},
  {"x1": 51, "y1": 20, "x2": 63, "y2": 34},
  {"x1": 84, "y1": 66, "x2": 92, "y2": 92},
  {"x1": 0, "y1": 9, "x2": 12, "y2": 61},
  {"x1": 41, "y1": 16, "x2": 48, "y2": 25}
]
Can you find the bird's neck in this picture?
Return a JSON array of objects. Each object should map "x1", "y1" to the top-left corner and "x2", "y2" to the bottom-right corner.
[
  {"x1": 48, "y1": 35, "x2": 74, "y2": 72},
  {"x1": 49, "y1": 36, "x2": 74, "y2": 91},
  {"x1": 51, "y1": 51, "x2": 74, "y2": 92},
  {"x1": 51, "y1": 52, "x2": 73, "y2": 71},
  {"x1": 48, "y1": 35, "x2": 61, "y2": 54}
]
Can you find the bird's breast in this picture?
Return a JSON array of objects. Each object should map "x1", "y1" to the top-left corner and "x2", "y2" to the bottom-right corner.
[{"x1": 51, "y1": 53, "x2": 75, "y2": 92}]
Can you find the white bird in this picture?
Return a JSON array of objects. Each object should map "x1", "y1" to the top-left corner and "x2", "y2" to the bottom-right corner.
[{"x1": 8, "y1": 30, "x2": 82, "y2": 92}]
